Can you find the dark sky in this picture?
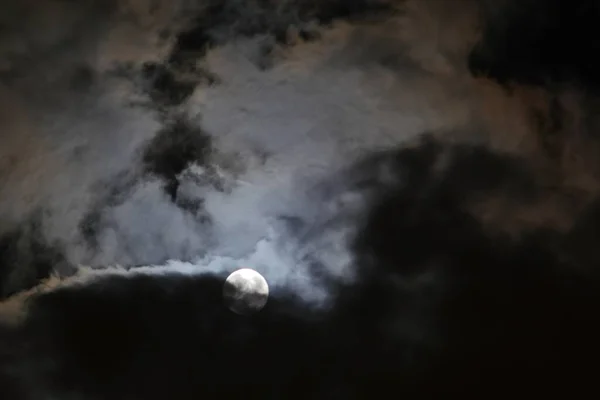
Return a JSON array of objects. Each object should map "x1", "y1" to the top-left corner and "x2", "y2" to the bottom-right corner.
[{"x1": 2, "y1": 0, "x2": 600, "y2": 398}]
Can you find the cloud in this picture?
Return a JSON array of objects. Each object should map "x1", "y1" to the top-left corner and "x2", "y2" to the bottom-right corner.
[{"x1": 3, "y1": 0, "x2": 600, "y2": 397}]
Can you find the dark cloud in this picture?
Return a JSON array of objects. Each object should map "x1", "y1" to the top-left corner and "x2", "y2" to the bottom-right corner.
[
  {"x1": 140, "y1": 62, "x2": 200, "y2": 108},
  {"x1": 350, "y1": 137, "x2": 600, "y2": 395},
  {"x1": 141, "y1": 116, "x2": 213, "y2": 201},
  {"x1": 0, "y1": 0, "x2": 117, "y2": 83},
  {"x1": 469, "y1": 0, "x2": 600, "y2": 191},
  {"x1": 168, "y1": 0, "x2": 396, "y2": 63},
  {"x1": 470, "y1": 0, "x2": 600, "y2": 91},
  {"x1": 3, "y1": 274, "x2": 331, "y2": 399},
  {"x1": 0, "y1": 214, "x2": 72, "y2": 300}
]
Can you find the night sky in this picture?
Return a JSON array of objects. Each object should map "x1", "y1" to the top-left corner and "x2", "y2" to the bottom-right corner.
[{"x1": 2, "y1": 0, "x2": 600, "y2": 398}]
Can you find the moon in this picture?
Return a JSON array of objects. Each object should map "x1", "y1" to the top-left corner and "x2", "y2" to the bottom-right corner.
[{"x1": 223, "y1": 268, "x2": 269, "y2": 315}]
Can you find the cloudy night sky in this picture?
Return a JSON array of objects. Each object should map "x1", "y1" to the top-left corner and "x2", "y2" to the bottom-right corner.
[{"x1": 1, "y1": 0, "x2": 600, "y2": 398}]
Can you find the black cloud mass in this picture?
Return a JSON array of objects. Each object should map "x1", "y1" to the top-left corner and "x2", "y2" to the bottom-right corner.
[{"x1": 2, "y1": 0, "x2": 600, "y2": 398}]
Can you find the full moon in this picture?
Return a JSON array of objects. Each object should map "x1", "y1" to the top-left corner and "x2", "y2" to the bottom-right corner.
[{"x1": 223, "y1": 268, "x2": 269, "y2": 315}]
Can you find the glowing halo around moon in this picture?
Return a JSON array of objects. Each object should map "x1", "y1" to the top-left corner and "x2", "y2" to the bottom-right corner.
[{"x1": 223, "y1": 268, "x2": 269, "y2": 315}]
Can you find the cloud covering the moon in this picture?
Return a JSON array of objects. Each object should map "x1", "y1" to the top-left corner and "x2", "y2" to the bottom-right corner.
[{"x1": 2, "y1": 0, "x2": 600, "y2": 397}]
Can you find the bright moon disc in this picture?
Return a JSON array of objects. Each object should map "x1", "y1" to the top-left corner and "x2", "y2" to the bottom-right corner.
[{"x1": 223, "y1": 268, "x2": 269, "y2": 315}]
